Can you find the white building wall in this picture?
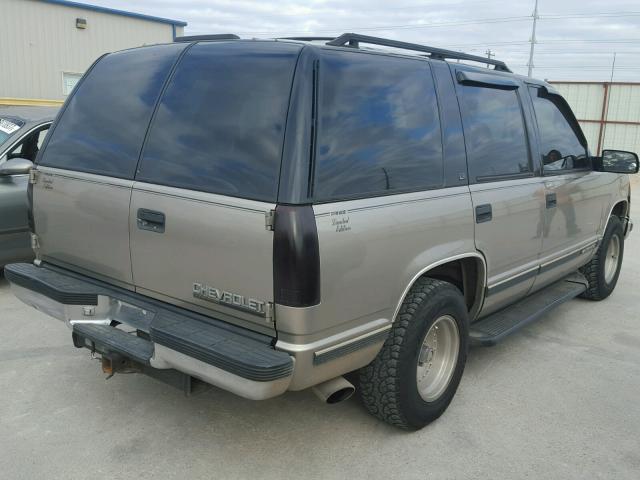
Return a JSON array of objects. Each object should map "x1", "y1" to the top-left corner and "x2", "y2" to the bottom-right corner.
[
  {"x1": 0, "y1": 0, "x2": 184, "y2": 102},
  {"x1": 556, "y1": 83, "x2": 604, "y2": 121},
  {"x1": 552, "y1": 82, "x2": 640, "y2": 156}
]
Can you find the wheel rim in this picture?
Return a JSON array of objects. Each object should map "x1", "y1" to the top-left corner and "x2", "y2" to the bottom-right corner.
[
  {"x1": 416, "y1": 315, "x2": 460, "y2": 402},
  {"x1": 604, "y1": 234, "x2": 621, "y2": 284}
]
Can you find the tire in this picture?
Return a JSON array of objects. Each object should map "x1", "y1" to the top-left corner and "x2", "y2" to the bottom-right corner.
[
  {"x1": 358, "y1": 277, "x2": 469, "y2": 430},
  {"x1": 580, "y1": 215, "x2": 624, "y2": 301}
]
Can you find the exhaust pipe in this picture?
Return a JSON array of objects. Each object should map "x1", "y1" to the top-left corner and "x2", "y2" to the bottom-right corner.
[{"x1": 312, "y1": 376, "x2": 355, "y2": 404}]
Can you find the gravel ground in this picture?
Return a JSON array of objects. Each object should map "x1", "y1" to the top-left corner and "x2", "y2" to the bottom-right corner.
[{"x1": 1, "y1": 200, "x2": 639, "y2": 480}]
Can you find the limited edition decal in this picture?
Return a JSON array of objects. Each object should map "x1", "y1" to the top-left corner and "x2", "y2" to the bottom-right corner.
[{"x1": 330, "y1": 209, "x2": 351, "y2": 233}]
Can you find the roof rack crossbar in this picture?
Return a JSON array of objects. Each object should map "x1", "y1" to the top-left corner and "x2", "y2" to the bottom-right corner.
[
  {"x1": 278, "y1": 36, "x2": 337, "y2": 42},
  {"x1": 175, "y1": 34, "x2": 240, "y2": 43},
  {"x1": 325, "y1": 33, "x2": 511, "y2": 72}
]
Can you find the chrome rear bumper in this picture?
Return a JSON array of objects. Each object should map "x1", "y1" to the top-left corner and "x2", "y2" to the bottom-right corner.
[{"x1": 6, "y1": 263, "x2": 293, "y2": 400}]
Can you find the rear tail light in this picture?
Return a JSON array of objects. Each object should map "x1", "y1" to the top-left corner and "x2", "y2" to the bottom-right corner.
[{"x1": 273, "y1": 205, "x2": 320, "y2": 307}]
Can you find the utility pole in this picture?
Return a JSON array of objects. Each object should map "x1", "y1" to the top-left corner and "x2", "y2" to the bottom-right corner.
[
  {"x1": 485, "y1": 49, "x2": 494, "y2": 68},
  {"x1": 527, "y1": 0, "x2": 539, "y2": 77}
]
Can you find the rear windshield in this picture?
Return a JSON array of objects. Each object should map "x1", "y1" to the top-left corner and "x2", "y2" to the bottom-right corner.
[
  {"x1": 136, "y1": 41, "x2": 301, "y2": 202},
  {"x1": 39, "y1": 43, "x2": 186, "y2": 178}
]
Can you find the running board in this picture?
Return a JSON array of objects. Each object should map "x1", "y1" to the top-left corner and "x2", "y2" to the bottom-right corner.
[{"x1": 469, "y1": 273, "x2": 588, "y2": 346}]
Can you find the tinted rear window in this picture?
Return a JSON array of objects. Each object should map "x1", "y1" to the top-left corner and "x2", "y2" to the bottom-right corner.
[
  {"x1": 136, "y1": 42, "x2": 301, "y2": 202},
  {"x1": 39, "y1": 43, "x2": 186, "y2": 179},
  {"x1": 313, "y1": 51, "x2": 443, "y2": 201}
]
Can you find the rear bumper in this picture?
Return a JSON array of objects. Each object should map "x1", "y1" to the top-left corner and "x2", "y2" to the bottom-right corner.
[{"x1": 5, "y1": 263, "x2": 294, "y2": 400}]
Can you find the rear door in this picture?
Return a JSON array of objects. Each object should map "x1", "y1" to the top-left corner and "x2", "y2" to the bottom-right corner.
[
  {"x1": 33, "y1": 43, "x2": 186, "y2": 288},
  {"x1": 454, "y1": 68, "x2": 545, "y2": 316},
  {"x1": 129, "y1": 41, "x2": 302, "y2": 334}
]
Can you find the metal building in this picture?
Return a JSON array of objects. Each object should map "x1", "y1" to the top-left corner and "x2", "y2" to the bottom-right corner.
[
  {"x1": 551, "y1": 81, "x2": 640, "y2": 156},
  {"x1": 0, "y1": 0, "x2": 186, "y2": 105}
]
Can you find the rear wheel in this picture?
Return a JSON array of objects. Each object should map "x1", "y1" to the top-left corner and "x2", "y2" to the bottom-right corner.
[
  {"x1": 358, "y1": 278, "x2": 469, "y2": 430},
  {"x1": 580, "y1": 216, "x2": 624, "y2": 300}
]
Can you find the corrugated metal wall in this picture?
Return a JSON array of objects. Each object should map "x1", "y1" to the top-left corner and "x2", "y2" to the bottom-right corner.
[
  {"x1": 552, "y1": 81, "x2": 640, "y2": 156},
  {"x1": 0, "y1": 0, "x2": 184, "y2": 102}
]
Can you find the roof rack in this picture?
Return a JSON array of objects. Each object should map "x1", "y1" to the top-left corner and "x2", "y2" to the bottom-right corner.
[
  {"x1": 278, "y1": 36, "x2": 336, "y2": 42},
  {"x1": 325, "y1": 33, "x2": 511, "y2": 72},
  {"x1": 175, "y1": 34, "x2": 240, "y2": 43}
]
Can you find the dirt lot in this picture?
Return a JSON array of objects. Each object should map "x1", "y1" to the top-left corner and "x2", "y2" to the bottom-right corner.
[{"x1": 1, "y1": 191, "x2": 639, "y2": 480}]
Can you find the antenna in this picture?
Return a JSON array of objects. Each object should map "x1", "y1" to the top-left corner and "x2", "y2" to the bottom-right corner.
[{"x1": 601, "y1": 52, "x2": 617, "y2": 153}]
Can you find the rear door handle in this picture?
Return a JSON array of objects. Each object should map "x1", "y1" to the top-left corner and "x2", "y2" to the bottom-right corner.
[
  {"x1": 475, "y1": 204, "x2": 492, "y2": 223},
  {"x1": 546, "y1": 193, "x2": 557, "y2": 209},
  {"x1": 137, "y1": 208, "x2": 165, "y2": 233}
]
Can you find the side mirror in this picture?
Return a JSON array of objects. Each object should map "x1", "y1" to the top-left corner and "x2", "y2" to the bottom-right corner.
[
  {"x1": 0, "y1": 157, "x2": 34, "y2": 176},
  {"x1": 595, "y1": 150, "x2": 639, "y2": 174}
]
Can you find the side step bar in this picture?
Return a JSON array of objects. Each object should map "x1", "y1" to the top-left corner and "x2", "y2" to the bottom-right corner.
[{"x1": 470, "y1": 273, "x2": 588, "y2": 346}]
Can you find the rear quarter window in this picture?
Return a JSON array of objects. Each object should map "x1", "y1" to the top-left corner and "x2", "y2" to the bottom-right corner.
[
  {"x1": 136, "y1": 42, "x2": 301, "y2": 202},
  {"x1": 39, "y1": 43, "x2": 186, "y2": 179},
  {"x1": 312, "y1": 51, "x2": 443, "y2": 201}
]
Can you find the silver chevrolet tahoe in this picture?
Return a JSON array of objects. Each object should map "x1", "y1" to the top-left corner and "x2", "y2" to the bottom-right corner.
[{"x1": 5, "y1": 33, "x2": 639, "y2": 430}]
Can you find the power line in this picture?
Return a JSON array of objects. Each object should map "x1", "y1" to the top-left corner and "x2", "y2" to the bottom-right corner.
[
  {"x1": 541, "y1": 11, "x2": 640, "y2": 19},
  {"x1": 234, "y1": 15, "x2": 532, "y2": 35},
  {"x1": 510, "y1": 64, "x2": 640, "y2": 69},
  {"x1": 233, "y1": 10, "x2": 640, "y2": 36},
  {"x1": 448, "y1": 39, "x2": 640, "y2": 48}
]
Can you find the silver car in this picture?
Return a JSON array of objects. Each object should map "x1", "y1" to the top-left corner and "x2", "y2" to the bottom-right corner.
[
  {"x1": 4, "y1": 35, "x2": 639, "y2": 430},
  {"x1": 0, "y1": 106, "x2": 57, "y2": 268}
]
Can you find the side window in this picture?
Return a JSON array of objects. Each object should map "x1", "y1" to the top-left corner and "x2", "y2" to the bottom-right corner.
[
  {"x1": 7, "y1": 125, "x2": 50, "y2": 162},
  {"x1": 458, "y1": 83, "x2": 530, "y2": 181},
  {"x1": 36, "y1": 128, "x2": 49, "y2": 149},
  {"x1": 529, "y1": 86, "x2": 589, "y2": 172},
  {"x1": 39, "y1": 43, "x2": 186, "y2": 179},
  {"x1": 137, "y1": 42, "x2": 301, "y2": 202},
  {"x1": 313, "y1": 52, "x2": 443, "y2": 201}
]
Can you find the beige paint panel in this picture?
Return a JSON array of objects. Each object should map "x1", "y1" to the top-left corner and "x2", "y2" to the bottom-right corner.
[
  {"x1": 129, "y1": 183, "x2": 276, "y2": 332},
  {"x1": 33, "y1": 167, "x2": 134, "y2": 285},
  {"x1": 541, "y1": 172, "x2": 609, "y2": 255},
  {"x1": 470, "y1": 178, "x2": 545, "y2": 316},
  {"x1": 276, "y1": 187, "x2": 476, "y2": 343}
]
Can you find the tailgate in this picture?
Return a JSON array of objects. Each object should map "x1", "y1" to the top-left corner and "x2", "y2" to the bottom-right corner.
[
  {"x1": 130, "y1": 184, "x2": 276, "y2": 334},
  {"x1": 124, "y1": 41, "x2": 302, "y2": 335}
]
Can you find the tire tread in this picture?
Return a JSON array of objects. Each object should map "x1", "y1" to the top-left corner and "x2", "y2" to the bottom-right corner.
[{"x1": 358, "y1": 278, "x2": 460, "y2": 429}]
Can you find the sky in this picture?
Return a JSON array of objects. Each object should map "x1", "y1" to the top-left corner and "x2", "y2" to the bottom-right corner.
[{"x1": 89, "y1": 0, "x2": 640, "y2": 81}]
